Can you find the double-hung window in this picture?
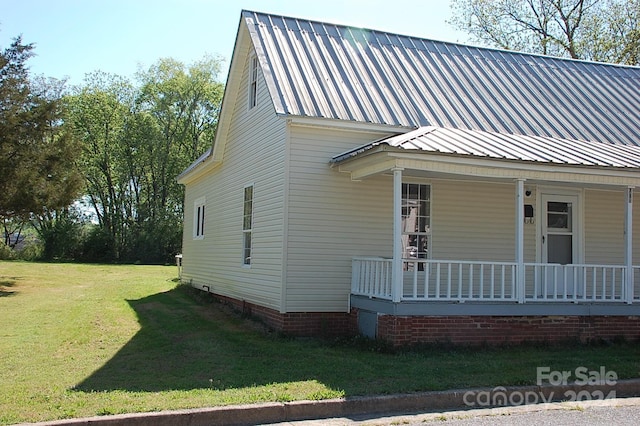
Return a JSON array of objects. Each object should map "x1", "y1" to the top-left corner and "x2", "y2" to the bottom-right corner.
[
  {"x1": 401, "y1": 183, "x2": 431, "y2": 270},
  {"x1": 242, "y1": 185, "x2": 253, "y2": 266},
  {"x1": 193, "y1": 196, "x2": 206, "y2": 240}
]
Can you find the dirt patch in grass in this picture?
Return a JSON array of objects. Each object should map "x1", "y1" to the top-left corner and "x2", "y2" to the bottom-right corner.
[{"x1": 0, "y1": 276, "x2": 18, "y2": 297}]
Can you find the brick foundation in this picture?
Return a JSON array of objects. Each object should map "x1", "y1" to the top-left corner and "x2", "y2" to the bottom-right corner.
[
  {"x1": 200, "y1": 290, "x2": 640, "y2": 346},
  {"x1": 211, "y1": 293, "x2": 357, "y2": 338},
  {"x1": 376, "y1": 314, "x2": 640, "y2": 346}
]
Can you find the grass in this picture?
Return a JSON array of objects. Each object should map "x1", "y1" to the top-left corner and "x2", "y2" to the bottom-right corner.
[{"x1": 1, "y1": 261, "x2": 639, "y2": 424}]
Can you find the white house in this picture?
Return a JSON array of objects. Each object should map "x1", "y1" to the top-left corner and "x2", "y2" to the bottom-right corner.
[{"x1": 178, "y1": 10, "x2": 640, "y2": 345}]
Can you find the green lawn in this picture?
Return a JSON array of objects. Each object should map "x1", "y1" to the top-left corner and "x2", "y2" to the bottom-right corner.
[{"x1": 1, "y1": 261, "x2": 639, "y2": 424}]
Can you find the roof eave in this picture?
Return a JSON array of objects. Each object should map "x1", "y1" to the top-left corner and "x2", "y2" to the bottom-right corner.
[
  {"x1": 336, "y1": 148, "x2": 640, "y2": 187},
  {"x1": 177, "y1": 151, "x2": 221, "y2": 185}
]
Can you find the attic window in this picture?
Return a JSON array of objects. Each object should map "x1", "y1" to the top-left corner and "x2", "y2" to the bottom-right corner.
[
  {"x1": 249, "y1": 55, "x2": 258, "y2": 109},
  {"x1": 193, "y1": 196, "x2": 206, "y2": 240}
]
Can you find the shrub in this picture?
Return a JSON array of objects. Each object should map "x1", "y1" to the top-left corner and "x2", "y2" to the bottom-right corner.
[
  {"x1": 0, "y1": 242, "x2": 16, "y2": 260},
  {"x1": 38, "y1": 215, "x2": 83, "y2": 261},
  {"x1": 16, "y1": 240, "x2": 43, "y2": 261},
  {"x1": 131, "y1": 218, "x2": 182, "y2": 264}
]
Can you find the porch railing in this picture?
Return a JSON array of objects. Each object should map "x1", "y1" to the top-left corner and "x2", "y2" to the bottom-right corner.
[
  {"x1": 402, "y1": 259, "x2": 517, "y2": 301},
  {"x1": 524, "y1": 263, "x2": 627, "y2": 302},
  {"x1": 352, "y1": 257, "x2": 637, "y2": 303},
  {"x1": 351, "y1": 257, "x2": 393, "y2": 299}
]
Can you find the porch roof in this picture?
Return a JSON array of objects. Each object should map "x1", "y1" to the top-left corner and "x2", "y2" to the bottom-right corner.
[{"x1": 331, "y1": 126, "x2": 640, "y2": 186}]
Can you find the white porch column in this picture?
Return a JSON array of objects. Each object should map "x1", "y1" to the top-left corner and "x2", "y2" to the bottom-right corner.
[
  {"x1": 516, "y1": 179, "x2": 525, "y2": 303},
  {"x1": 625, "y1": 186, "x2": 634, "y2": 304},
  {"x1": 392, "y1": 167, "x2": 404, "y2": 303}
]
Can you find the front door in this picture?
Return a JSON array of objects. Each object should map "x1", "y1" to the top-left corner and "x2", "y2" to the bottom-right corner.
[{"x1": 541, "y1": 193, "x2": 580, "y2": 296}]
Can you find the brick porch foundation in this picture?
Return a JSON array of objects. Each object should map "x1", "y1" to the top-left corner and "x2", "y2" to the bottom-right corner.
[
  {"x1": 376, "y1": 314, "x2": 640, "y2": 346},
  {"x1": 200, "y1": 290, "x2": 640, "y2": 346}
]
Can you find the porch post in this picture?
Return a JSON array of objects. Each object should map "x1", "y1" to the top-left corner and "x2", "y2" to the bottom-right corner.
[
  {"x1": 516, "y1": 179, "x2": 525, "y2": 303},
  {"x1": 392, "y1": 167, "x2": 404, "y2": 303},
  {"x1": 625, "y1": 186, "x2": 634, "y2": 304}
]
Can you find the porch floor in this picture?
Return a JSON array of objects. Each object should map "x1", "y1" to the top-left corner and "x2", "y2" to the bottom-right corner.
[{"x1": 351, "y1": 294, "x2": 640, "y2": 317}]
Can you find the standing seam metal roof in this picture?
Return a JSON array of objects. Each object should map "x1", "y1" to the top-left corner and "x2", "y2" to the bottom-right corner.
[
  {"x1": 243, "y1": 10, "x2": 640, "y2": 146},
  {"x1": 332, "y1": 126, "x2": 640, "y2": 169}
]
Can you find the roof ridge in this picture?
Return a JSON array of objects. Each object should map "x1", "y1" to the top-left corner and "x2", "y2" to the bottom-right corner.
[{"x1": 241, "y1": 9, "x2": 640, "y2": 71}]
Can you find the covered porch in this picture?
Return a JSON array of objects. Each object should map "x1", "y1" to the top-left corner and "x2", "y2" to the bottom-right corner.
[{"x1": 333, "y1": 126, "x2": 640, "y2": 318}]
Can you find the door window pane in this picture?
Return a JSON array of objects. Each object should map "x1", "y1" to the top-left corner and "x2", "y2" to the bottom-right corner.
[
  {"x1": 547, "y1": 202, "x2": 571, "y2": 231},
  {"x1": 548, "y1": 234, "x2": 572, "y2": 265}
]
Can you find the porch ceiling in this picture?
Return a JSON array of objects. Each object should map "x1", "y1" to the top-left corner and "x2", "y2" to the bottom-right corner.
[{"x1": 331, "y1": 126, "x2": 640, "y2": 186}]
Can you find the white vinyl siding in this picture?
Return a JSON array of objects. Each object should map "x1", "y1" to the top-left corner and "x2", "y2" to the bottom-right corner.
[
  {"x1": 181, "y1": 48, "x2": 286, "y2": 312},
  {"x1": 285, "y1": 126, "x2": 396, "y2": 312},
  {"x1": 584, "y1": 189, "x2": 628, "y2": 265},
  {"x1": 432, "y1": 180, "x2": 527, "y2": 262}
]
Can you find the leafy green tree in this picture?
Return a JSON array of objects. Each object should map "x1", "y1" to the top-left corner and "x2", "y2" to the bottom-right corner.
[
  {"x1": 131, "y1": 56, "x2": 223, "y2": 262},
  {"x1": 66, "y1": 57, "x2": 223, "y2": 263},
  {"x1": 0, "y1": 37, "x2": 82, "y2": 244},
  {"x1": 34, "y1": 207, "x2": 84, "y2": 260},
  {"x1": 449, "y1": 0, "x2": 640, "y2": 64},
  {"x1": 135, "y1": 57, "x2": 223, "y2": 214},
  {"x1": 65, "y1": 72, "x2": 134, "y2": 259},
  {"x1": 580, "y1": 0, "x2": 640, "y2": 64}
]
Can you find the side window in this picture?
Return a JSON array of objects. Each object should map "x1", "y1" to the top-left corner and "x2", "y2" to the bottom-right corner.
[
  {"x1": 242, "y1": 185, "x2": 254, "y2": 265},
  {"x1": 193, "y1": 196, "x2": 206, "y2": 240},
  {"x1": 248, "y1": 55, "x2": 258, "y2": 109},
  {"x1": 402, "y1": 183, "x2": 431, "y2": 269}
]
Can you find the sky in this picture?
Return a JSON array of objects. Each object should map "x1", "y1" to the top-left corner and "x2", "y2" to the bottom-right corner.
[{"x1": 0, "y1": 0, "x2": 468, "y2": 86}]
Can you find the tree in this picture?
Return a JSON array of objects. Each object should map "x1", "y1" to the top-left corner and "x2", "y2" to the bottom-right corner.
[
  {"x1": 66, "y1": 57, "x2": 224, "y2": 263},
  {"x1": 449, "y1": 0, "x2": 640, "y2": 65},
  {"x1": 580, "y1": 0, "x2": 640, "y2": 64},
  {"x1": 65, "y1": 71, "x2": 135, "y2": 259},
  {"x1": 130, "y1": 56, "x2": 224, "y2": 262},
  {"x1": 0, "y1": 37, "x2": 82, "y2": 237}
]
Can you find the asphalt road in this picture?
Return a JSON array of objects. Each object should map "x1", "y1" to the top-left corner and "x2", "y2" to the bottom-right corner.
[{"x1": 269, "y1": 397, "x2": 640, "y2": 426}]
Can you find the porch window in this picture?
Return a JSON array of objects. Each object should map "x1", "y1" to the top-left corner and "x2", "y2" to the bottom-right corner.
[
  {"x1": 193, "y1": 196, "x2": 206, "y2": 240},
  {"x1": 242, "y1": 185, "x2": 253, "y2": 266},
  {"x1": 402, "y1": 183, "x2": 430, "y2": 269},
  {"x1": 248, "y1": 55, "x2": 258, "y2": 109}
]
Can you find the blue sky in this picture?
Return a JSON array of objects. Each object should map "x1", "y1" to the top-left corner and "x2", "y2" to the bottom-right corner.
[{"x1": 1, "y1": 0, "x2": 467, "y2": 86}]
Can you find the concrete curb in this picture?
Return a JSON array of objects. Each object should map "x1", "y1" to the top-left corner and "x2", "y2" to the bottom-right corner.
[{"x1": 24, "y1": 379, "x2": 640, "y2": 426}]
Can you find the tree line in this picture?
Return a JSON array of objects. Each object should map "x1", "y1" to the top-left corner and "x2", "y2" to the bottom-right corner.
[
  {"x1": 1, "y1": 37, "x2": 223, "y2": 263},
  {"x1": 1, "y1": 0, "x2": 638, "y2": 263}
]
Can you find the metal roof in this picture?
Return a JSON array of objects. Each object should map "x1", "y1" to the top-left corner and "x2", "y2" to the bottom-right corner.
[
  {"x1": 332, "y1": 126, "x2": 640, "y2": 169},
  {"x1": 243, "y1": 10, "x2": 640, "y2": 146},
  {"x1": 177, "y1": 147, "x2": 212, "y2": 183}
]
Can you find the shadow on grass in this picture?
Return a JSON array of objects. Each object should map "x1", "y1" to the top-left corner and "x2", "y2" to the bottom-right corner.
[
  {"x1": 0, "y1": 277, "x2": 18, "y2": 297},
  {"x1": 73, "y1": 286, "x2": 368, "y2": 394},
  {"x1": 72, "y1": 285, "x2": 640, "y2": 396}
]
